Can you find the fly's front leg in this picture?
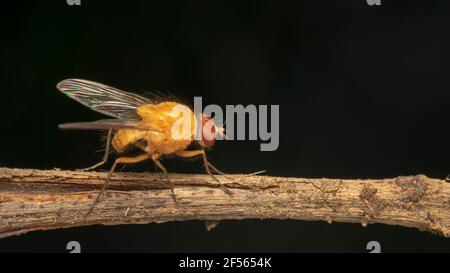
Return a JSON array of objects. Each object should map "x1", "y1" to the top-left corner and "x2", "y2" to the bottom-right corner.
[
  {"x1": 175, "y1": 150, "x2": 233, "y2": 196},
  {"x1": 84, "y1": 153, "x2": 149, "y2": 218},
  {"x1": 80, "y1": 129, "x2": 113, "y2": 171},
  {"x1": 208, "y1": 157, "x2": 265, "y2": 177},
  {"x1": 207, "y1": 161, "x2": 226, "y2": 175}
]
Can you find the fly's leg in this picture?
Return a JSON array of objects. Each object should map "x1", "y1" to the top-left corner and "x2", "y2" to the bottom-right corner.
[
  {"x1": 207, "y1": 161, "x2": 226, "y2": 175},
  {"x1": 84, "y1": 153, "x2": 149, "y2": 218},
  {"x1": 175, "y1": 150, "x2": 233, "y2": 196},
  {"x1": 209, "y1": 160, "x2": 265, "y2": 177},
  {"x1": 80, "y1": 129, "x2": 113, "y2": 171},
  {"x1": 132, "y1": 142, "x2": 178, "y2": 203},
  {"x1": 150, "y1": 154, "x2": 179, "y2": 203}
]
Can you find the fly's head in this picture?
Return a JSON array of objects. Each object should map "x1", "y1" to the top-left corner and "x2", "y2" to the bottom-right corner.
[{"x1": 198, "y1": 114, "x2": 225, "y2": 149}]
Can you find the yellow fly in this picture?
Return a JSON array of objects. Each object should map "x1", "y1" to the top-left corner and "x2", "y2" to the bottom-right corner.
[{"x1": 57, "y1": 79, "x2": 230, "y2": 215}]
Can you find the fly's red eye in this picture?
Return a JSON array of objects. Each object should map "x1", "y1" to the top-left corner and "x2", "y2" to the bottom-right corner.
[{"x1": 201, "y1": 115, "x2": 217, "y2": 147}]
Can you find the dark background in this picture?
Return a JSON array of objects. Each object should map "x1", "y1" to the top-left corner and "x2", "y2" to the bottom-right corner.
[{"x1": 1, "y1": 0, "x2": 449, "y2": 252}]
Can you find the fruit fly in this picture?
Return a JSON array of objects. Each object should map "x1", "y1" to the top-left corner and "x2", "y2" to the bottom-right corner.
[{"x1": 57, "y1": 79, "x2": 231, "y2": 216}]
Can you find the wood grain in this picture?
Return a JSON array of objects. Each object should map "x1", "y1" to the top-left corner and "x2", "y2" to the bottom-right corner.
[{"x1": 0, "y1": 167, "x2": 448, "y2": 238}]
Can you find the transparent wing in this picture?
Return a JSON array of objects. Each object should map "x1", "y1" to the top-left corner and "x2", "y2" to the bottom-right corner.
[
  {"x1": 57, "y1": 79, "x2": 154, "y2": 119},
  {"x1": 59, "y1": 119, "x2": 161, "y2": 131}
]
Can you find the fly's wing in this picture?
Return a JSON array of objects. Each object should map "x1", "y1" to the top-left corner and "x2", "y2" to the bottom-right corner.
[
  {"x1": 57, "y1": 79, "x2": 154, "y2": 119},
  {"x1": 59, "y1": 119, "x2": 161, "y2": 131}
]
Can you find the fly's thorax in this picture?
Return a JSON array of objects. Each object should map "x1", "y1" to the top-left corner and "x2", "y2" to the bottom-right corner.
[{"x1": 137, "y1": 102, "x2": 197, "y2": 141}]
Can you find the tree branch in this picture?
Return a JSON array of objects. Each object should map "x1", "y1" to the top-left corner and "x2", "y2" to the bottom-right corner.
[{"x1": 0, "y1": 167, "x2": 449, "y2": 238}]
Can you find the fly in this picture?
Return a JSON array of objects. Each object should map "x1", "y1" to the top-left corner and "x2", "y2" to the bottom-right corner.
[{"x1": 57, "y1": 79, "x2": 231, "y2": 216}]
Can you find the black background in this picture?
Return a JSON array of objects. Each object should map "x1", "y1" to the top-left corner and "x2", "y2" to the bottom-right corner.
[{"x1": 1, "y1": 0, "x2": 449, "y2": 252}]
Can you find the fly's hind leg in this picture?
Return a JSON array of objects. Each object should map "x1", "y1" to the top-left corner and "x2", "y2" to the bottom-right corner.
[
  {"x1": 84, "y1": 153, "x2": 149, "y2": 218},
  {"x1": 80, "y1": 129, "x2": 113, "y2": 171},
  {"x1": 150, "y1": 154, "x2": 179, "y2": 203},
  {"x1": 175, "y1": 150, "x2": 233, "y2": 196}
]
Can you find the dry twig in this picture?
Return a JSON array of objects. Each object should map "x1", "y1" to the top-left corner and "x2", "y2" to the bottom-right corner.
[{"x1": 0, "y1": 167, "x2": 448, "y2": 238}]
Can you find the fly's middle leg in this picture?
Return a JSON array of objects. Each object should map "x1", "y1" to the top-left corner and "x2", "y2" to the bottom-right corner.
[
  {"x1": 84, "y1": 153, "x2": 149, "y2": 218},
  {"x1": 150, "y1": 154, "x2": 179, "y2": 204},
  {"x1": 80, "y1": 129, "x2": 113, "y2": 171},
  {"x1": 175, "y1": 150, "x2": 233, "y2": 196},
  {"x1": 132, "y1": 142, "x2": 179, "y2": 203}
]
